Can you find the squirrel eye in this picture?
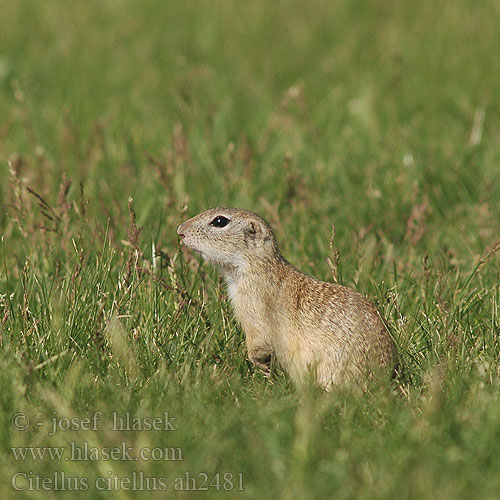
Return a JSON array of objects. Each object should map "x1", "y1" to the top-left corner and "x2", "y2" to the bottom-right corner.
[{"x1": 209, "y1": 216, "x2": 230, "y2": 228}]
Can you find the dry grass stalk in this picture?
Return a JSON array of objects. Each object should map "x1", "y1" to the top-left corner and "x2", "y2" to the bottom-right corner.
[{"x1": 326, "y1": 223, "x2": 340, "y2": 283}]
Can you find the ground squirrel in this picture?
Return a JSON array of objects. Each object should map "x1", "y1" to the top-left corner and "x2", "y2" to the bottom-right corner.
[{"x1": 177, "y1": 207, "x2": 397, "y2": 390}]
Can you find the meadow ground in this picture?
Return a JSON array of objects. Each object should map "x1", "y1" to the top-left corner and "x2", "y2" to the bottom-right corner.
[{"x1": 1, "y1": 0, "x2": 500, "y2": 498}]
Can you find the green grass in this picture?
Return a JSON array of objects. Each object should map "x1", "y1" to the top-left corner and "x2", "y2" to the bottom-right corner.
[{"x1": 1, "y1": 0, "x2": 500, "y2": 498}]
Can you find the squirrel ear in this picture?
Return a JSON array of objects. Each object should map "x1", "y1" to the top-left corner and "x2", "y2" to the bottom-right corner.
[{"x1": 245, "y1": 221, "x2": 259, "y2": 237}]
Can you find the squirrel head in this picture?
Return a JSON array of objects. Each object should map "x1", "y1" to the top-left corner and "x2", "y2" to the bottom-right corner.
[{"x1": 177, "y1": 207, "x2": 280, "y2": 274}]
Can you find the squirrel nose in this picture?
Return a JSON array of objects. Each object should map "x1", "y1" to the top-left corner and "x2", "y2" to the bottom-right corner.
[{"x1": 177, "y1": 224, "x2": 185, "y2": 239}]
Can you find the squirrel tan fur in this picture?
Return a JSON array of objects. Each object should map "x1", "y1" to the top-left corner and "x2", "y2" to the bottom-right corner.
[{"x1": 177, "y1": 207, "x2": 396, "y2": 390}]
